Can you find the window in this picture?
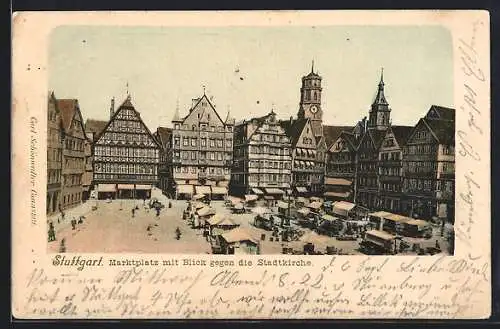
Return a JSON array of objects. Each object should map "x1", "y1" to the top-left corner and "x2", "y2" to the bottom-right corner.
[
  {"x1": 183, "y1": 138, "x2": 189, "y2": 146},
  {"x1": 210, "y1": 152, "x2": 215, "y2": 160},
  {"x1": 174, "y1": 124, "x2": 180, "y2": 130},
  {"x1": 182, "y1": 152, "x2": 188, "y2": 160},
  {"x1": 191, "y1": 138, "x2": 197, "y2": 147},
  {"x1": 191, "y1": 167, "x2": 196, "y2": 173},
  {"x1": 201, "y1": 138, "x2": 206, "y2": 147},
  {"x1": 217, "y1": 139, "x2": 223, "y2": 148},
  {"x1": 217, "y1": 153, "x2": 223, "y2": 161},
  {"x1": 191, "y1": 151, "x2": 197, "y2": 160},
  {"x1": 210, "y1": 139, "x2": 215, "y2": 147}
]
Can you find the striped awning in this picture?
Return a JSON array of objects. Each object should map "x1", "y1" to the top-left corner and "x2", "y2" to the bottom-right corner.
[{"x1": 98, "y1": 184, "x2": 116, "y2": 192}]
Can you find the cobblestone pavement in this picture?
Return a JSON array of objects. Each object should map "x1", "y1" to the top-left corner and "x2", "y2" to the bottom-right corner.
[{"x1": 46, "y1": 189, "x2": 452, "y2": 255}]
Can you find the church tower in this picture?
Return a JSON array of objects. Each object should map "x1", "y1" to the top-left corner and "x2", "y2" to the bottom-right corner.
[
  {"x1": 368, "y1": 69, "x2": 391, "y2": 130},
  {"x1": 298, "y1": 61, "x2": 323, "y2": 137}
]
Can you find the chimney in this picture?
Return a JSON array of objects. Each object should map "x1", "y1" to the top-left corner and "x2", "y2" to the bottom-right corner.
[
  {"x1": 110, "y1": 97, "x2": 115, "y2": 118},
  {"x1": 290, "y1": 116, "x2": 293, "y2": 125}
]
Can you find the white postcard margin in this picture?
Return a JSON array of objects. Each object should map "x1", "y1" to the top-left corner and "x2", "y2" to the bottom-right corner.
[{"x1": 11, "y1": 10, "x2": 491, "y2": 319}]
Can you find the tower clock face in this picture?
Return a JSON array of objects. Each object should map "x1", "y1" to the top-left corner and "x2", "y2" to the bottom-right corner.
[{"x1": 310, "y1": 105, "x2": 318, "y2": 114}]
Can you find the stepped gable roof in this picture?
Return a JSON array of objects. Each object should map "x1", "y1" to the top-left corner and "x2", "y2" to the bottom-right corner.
[
  {"x1": 57, "y1": 99, "x2": 79, "y2": 131},
  {"x1": 155, "y1": 126, "x2": 172, "y2": 149},
  {"x1": 423, "y1": 118, "x2": 455, "y2": 144},
  {"x1": 390, "y1": 125, "x2": 414, "y2": 146},
  {"x1": 85, "y1": 119, "x2": 108, "y2": 136},
  {"x1": 426, "y1": 105, "x2": 455, "y2": 121},
  {"x1": 323, "y1": 125, "x2": 353, "y2": 149}
]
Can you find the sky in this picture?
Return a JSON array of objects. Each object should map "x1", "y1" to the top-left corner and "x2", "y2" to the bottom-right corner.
[{"x1": 49, "y1": 25, "x2": 453, "y2": 130}]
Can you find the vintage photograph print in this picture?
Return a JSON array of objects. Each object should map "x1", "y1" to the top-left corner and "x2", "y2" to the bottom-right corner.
[
  {"x1": 46, "y1": 24, "x2": 455, "y2": 256},
  {"x1": 12, "y1": 11, "x2": 490, "y2": 319}
]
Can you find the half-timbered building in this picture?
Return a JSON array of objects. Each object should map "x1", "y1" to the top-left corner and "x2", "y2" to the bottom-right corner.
[
  {"x1": 402, "y1": 106, "x2": 455, "y2": 223},
  {"x1": 93, "y1": 96, "x2": 160, "y2": 199}
]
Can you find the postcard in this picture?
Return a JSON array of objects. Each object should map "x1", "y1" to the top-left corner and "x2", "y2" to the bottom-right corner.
[{"x1": 12, "y1": 10, "x2": 490, "y2": 319}]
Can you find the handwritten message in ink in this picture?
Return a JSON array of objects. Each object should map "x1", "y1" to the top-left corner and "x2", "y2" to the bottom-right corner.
[{"x1": 18, "y1": 255, "x2": 489, "y2": 319}]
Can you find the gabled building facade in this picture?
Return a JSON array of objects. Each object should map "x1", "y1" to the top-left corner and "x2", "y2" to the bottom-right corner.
[
  {"x1": 47, "y1": 92, "x2": 64, "y2": 214},
  {"x1": 93, "y1": 96, "x2": 160, "y2": 199},
  {"x1": 154, "y1": 126, "x2": 172, "y2": 196},
  {"x1": 230, "y1": 110, "x2": 292, "y2": 200},
  {"x1": 170, "y1": 93, "x2": 234, "y2": 199},
  {"x1": 57, "y1": 98, "x2": 87, "y2": 210},
  {"x1": 402, "y1": 106, "x2": 455, "y2": 223},
  {"x1": 324, "y1": 130, "x2": 359, "y2": 201},
  {"x1": 377, "y1": 125, "x2": 412, "y2": 213},
  {"x1": 83, "y1": 117, "x2": 109, "y2": 200}
]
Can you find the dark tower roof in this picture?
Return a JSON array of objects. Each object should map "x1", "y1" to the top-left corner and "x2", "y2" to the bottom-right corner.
[
  {"x1": 303, "y1": 60, "x2": 322, "y2": 79},
  {"x1": 372, "y1": 68, "x2": 388, "y2": 106}
]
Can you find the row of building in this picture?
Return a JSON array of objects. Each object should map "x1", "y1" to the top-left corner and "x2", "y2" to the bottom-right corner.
[{"x1": 46, "y1": 64, "x2": 455, "y2": 223}]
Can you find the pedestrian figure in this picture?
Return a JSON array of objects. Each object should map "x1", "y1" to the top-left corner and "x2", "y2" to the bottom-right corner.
[
  {"x1": 168, "y1": 201, "x2": 172, "y2": 208},
  {"x1": 48, "y1": 222, "x2": 56, "y2": 242},
  {"x1": 435, "y1": 239, "x2": 440, "y2": 249},
  {"x1": 78, "y1": 216, "x2": 84, "y2": 224},
  {"x1": 61, "y1": 211, "x2": 65, "y2": 221},
  {"x1": 175, "y1": 227, "x2": 181, "y2": 240},
  {"x1": 59, "y1": 238, "x2": 66, "y2": 253},
  {"x1": 156, "y1": 207, "x2": 160, "y2": 217},
  {"x1": 132, "y1": 208, "x2": 135, "y2": 218},
  {"x1": 71, "y1": 219, "x2": 76, "y2": 230}
]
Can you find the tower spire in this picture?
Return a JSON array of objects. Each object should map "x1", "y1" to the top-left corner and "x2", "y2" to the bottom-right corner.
[
  {"x1": 373, "y1": 68, "x2": 388, "y2": 105},
  {"x1": 311, "y1": 59, "x2": 315, "y2": 73}
]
